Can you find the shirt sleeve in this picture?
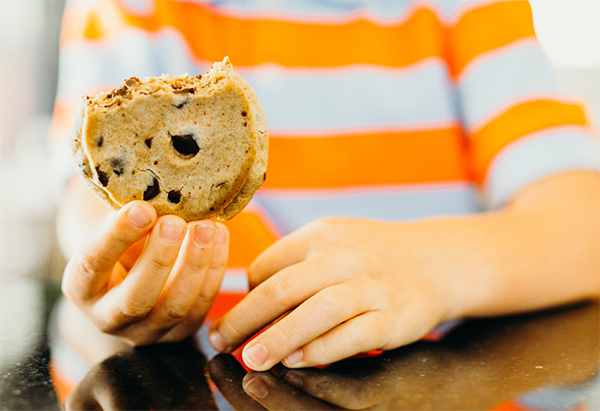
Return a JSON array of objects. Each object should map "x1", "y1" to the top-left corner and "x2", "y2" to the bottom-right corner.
[{"x1": 445, "y1": 0, "x2": 600, "y2": 209}]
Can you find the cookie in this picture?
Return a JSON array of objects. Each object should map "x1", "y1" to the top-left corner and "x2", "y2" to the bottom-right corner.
[{"x1": 70, "y1": 57, "x2": 268, "y2": 221}]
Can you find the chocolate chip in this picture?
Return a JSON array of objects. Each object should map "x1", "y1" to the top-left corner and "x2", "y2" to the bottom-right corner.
[
  {"x1": 241, "y1": 110, "x2": 247, "y2": 116},
  {"x1": 171, "y1": 134, "x2": 200, "y2": 157},
  {"x1": 96, "y1": 167, "x2": 109, "y2": 187},
  {"x1": 110, "y1": 157, "x2": 126, "y2": 176},
  {"x1": 174, "y1": 100, "x2": 188, "y2": 109},
  {"x1": 174, "y1": 87, "x2": 195, "y2": 94},
  {"x1": 96, "y1": 135, "x2": 104, "y2": 147},
  {"x1": 143, "y1": 176, "x2": 160, "y2": 201},
  {"x1": 195, "y1": 74, "x2": 202, "y2": 79},
  {"x1": 154, "y1": 161, "x2": 158, "y2": 165},
  {"x1": 168, "y1": 190, "x2": 181, "y2": 204},
  {"x1": 145, "y1": 138, "x2": 153, "y2": 148},
  {"x1": 243, "y1": 122, "x2": 247, "y2": 127},
  {"x1": 263, "y1": 172, "x2": 267, "y2": 182}
]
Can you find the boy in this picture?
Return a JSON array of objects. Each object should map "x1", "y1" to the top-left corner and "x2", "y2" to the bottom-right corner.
[{"x1": 54, "y1": 0, "x2": 599, "y2": 372}]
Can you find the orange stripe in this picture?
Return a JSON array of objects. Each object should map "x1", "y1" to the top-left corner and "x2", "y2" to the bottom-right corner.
[
  {"x1": 60, "y1": 1, "x2": 537, "y2": 76},
  {"x1": 61, "y1": 0, "x2": 446, "y2": 69},
  {"x1": 207, "y1": 292, "x2": 246, "y2": 320},
  {"x1": 220, "y1": 210, "x2": 278, "y2": 268},
  {"x1": 449, "y1": 1, "x2": 536, "y2": 77},
  {"x1": 265, "y1": 128, "x2": 469, "y2": 188},
  {"x1": 50, "y1": 360, "x2": 78, "y2": 404},
  {"x1": 470, "y1": 100, "x2": 589, "y2": 182},
  {"x1": 489, "y1": 400, "x2": 531, "y2": 411},
  {"x1": 51, "y1": 98, "x2": 469, "y2": 188}
]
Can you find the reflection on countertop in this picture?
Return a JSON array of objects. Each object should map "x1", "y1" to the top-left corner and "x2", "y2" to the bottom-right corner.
[{"x1": 3, "y1": 282, "x2": 597, "y2": 411}]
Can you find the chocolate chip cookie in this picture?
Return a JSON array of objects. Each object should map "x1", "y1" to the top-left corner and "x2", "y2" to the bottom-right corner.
[{"x1": 70, "y1": 57, "x2": 268, "y2": 221}]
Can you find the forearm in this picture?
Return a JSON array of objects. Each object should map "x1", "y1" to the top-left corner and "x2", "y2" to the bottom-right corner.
[{"x1": 418, "y1": 171, "x2": 599, "y2": 319}]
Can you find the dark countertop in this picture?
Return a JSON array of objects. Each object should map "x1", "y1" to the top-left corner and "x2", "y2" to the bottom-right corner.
[{"x1": 1, "y1": 278, "x2": 598, "y2": 410}]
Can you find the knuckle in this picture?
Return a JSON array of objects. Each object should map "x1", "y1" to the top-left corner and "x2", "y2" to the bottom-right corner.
[
  {"x1": 314, "y1": 291, "x2": 344, "y2": 321},
  {"x1": 196, "y1": 290, "x2": 217, "y2": 309},
  {"x1": 97, "y1": 317, "x2": 119, "y2": 334},
  {"x1": 117, "y1": 298, "x2": 152, "y2": 322},
  {"x1": 106, "y1": 224, "x2": 134, "y2": 249},
  {"x1": 273, "y1": 323, "x2": 297, "y2": 347},
  {"x1": 159, "y1": 304, "x2": 189, "y2": 321},
  {"x1": 261, "y1": 279, "x2": 293, "y2": 308},
  {"x1": 148, "y1": 254, "x2": 175, "y2": 272},
  {"x1": 314, "y1": 337, "x2": 336, "y2": 365},
  {"x1": 348, "y1": 321, "x2": 369, "y2": 347},
  {"x1": 77, "y1": 250, "x2": 98, "y2": 284},
  {"x1": 220, "y1": 318, "x2": 246, "y2": 344}
]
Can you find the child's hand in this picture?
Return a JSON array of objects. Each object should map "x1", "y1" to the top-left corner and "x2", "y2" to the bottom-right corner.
[
  {"x1": 209, "y1": 217, "x2": 476, "y2": 370},
  {"x1": 62, "y1": 200, "x2": 229, "y2": 345}
]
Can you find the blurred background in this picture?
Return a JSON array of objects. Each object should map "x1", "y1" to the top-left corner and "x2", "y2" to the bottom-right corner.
[{"x1": 0, "y1": 0, "x2": 599, "y2": 396}]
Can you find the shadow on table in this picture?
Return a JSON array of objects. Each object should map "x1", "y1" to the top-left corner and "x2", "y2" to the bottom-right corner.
[{"x1": 60, "y1": 302, "x2": 598, "y2": 410}]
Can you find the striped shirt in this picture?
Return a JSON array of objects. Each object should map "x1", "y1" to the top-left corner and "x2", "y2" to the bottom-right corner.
[{"x1": 50, "y1": 0, "x2": 600, "y2": 319}]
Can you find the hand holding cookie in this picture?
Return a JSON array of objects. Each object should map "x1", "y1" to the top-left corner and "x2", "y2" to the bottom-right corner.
[{"x1": 61, "y1": 201, "x2": 229, "y2": 345}]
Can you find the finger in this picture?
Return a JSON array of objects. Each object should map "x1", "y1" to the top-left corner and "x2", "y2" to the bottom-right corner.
[
  {"x1": 284, "y1": 311, "x2": 390, "y2": 369},
  {"x1": 208, "y1": 354, "x2": 267, "y2": 411},
  {"x1": 158, "y1": 223, "x2": 230, "y2": 343},
  {"x1": 146, "y1": 220, "x2": 217, "y2": 326},
  {"x1": 242, "y1": 372, "x2": 335, "y2": 410},
  {"x1": 210, "y1": 259, "x2": 345, "y2": 353},
  {"x1": 120, "y1": 234, "x2": 149, "y2": 271},
  {"x1": 248, "y1": 224, "x2": 315, "y2": 289},
  {"x1": 65, "y1": 390, "x2": 102, "y2": 411},
  {"x1": 241, "y1": 279, "x2": 376, "y2": 371},
  {"x1": 62, "y1": 201, "x2": 156, "y2": 303},
  {"x1": 92, "y1": 215, "x2": 187, "y2": 333},
  {"x1": 279, "y1": 368, "x2": 380, "y2": 410}
]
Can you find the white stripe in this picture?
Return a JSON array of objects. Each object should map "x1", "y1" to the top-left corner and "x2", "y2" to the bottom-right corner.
[
  {"x1": 116, "y1": 0, "x2": 492, "y2": 25},
  {"x1": 220, "y1": 269, "x2": 248, "y2": 292},
  {"x1": 254, "y1": 183, "x2": 478, "y2": 234},
  {"x1": 485, "y1": 127, "x2": 600, "y2": 208},
  {"x1": 57, "y1": 29, "x2": 459, "y2": 131},
  {"x1": 459, "y1": 44, "x2": 566, "y2": 131}
]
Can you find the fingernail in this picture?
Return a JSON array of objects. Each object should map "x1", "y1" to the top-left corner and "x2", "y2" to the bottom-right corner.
[
  {"x1": 283, "y1": 348, "x2": 303, "y2": 367},
  {"x1": 243, "y1": 344, "x2": 269, "y2": 369},
  {"x1": 215, "y1": 228, "x2": 227, "y2": 246},
  {"x1": 209, "y1": 330, "x2": 228, "y2": 352},
  {"x1": 160, "y1": 221, "x2": 185, "y2": 242},
  {"x1": 243, "y1": 375, "x2": 269, "y2": 399},
  {"x1": 283, "y1": 371, "x2": 303, "y2": 388},
  {"x1": 194, "y1": 224, "x2": 216, "y2": 246},
  {"x1": 128, "y1": 205, "x2": 151, "y2": 228}
]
